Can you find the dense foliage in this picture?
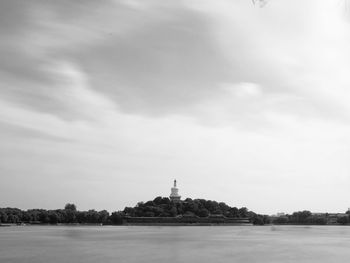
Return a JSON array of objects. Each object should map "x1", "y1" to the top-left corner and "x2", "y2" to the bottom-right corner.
[
  {"x1": 3, "y1": 201, "x2": 349, "y2": 226},
  {"x1": 0, "y1": 198, "x2": 270, "y2": 225},
  {"x1": 123, "y1": 197, "x2": 252, "y2": 218},
  {"x1": 0, "y1": 205, "x2": 122, "y2": 225},
  {"x1": 123, "y1": 196, "x2": 270, "y2": 224},
  {"x1": 272, "y1": 210, "x2": 350, "y2": 225}
]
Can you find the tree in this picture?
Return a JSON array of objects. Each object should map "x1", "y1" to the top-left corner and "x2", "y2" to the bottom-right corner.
[
  {"x1": 198, "y1": 208, "x2": 209, "y2": 217},
  {"x1": 169, "y1": 207, "x2": 177, "y2": 217},
  {"x1": 64, "y1": 203, "x2": 77, "y2": 211},
  {"x1": 110, "y1": 212, "x2": 123, "y2": 225},
  {"x1": 123, "y1": 207, "x2": 135, "y2": 217},
  {"x1": 219, "y1": 202, "x2": 230, "y2": 215},
  {"x1": 153, "y1": 196, "x2": 163, "y2": 205},
  {"x1": 0, "y1": 211, "x2": 8, "y2": 223},
  {"x1": 263, "y1": 215, "x2": 271, "y2": 224},
  {"x1": 228, "y1": 207, "x2": 239, "y2": 218},
  {"x1": 273, "y1": 216, "x2": 289, "y2": 224},
  {"x1": 144, "y1": 201, "x2": 154, "y2": 207},
  {"x1": 337, "y1": 216, "x2": 349, "y2": 225},
  {"x1": 22, "y1": 211, "x2": 31, "y2": 222},
  {"x1": 252, "y1": 215, "x2": 265, "y2": 225},
  {"x1": 161, "y1": 197, "x2": 170, "y2": 205},
  {"x1": 291, "y1": 211, "x2": 312, "y2": 224},
  {"x1": 98, "y1": 210, "x2": 110, "y2": 224},
  {"x1": 238, "y1": 207, "x2": 249, "y2": 218},
  {"x1": 49, "y1": 212, "x2": 59, "y2": 224},
  {"x1": 77, "y1": 211, "x2": 87, "y2": 223},
  {"x1": 27, "y1": 209, "x2": 40, "y2": 222},
  {"x1": 86, "y1": 210, "x2": 99, "y2": 223},
  {"x1": 39, "y1": 210, "x2": 49, "y2": 223},
  {"x1": 65, "y1": 209, "x2": 77, "y2": 223}
]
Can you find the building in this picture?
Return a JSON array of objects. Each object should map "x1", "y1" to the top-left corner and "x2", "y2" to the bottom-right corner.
[{"x1": 169, "y1": 179, "x2": 181, "y2": 202}]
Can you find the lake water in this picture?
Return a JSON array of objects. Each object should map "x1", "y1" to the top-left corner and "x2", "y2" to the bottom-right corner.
[{"x1": 1, "y1": 225, "x2": 350, "y2": 262}]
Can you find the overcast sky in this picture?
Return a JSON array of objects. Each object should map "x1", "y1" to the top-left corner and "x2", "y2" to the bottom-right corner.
[{"x1": 1, "y1": 0, "x2": 350, "y2": 214}]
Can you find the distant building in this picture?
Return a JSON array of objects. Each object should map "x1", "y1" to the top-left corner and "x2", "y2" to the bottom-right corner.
[{"x1": 169, "y1": 179, "x2": 181, "y2": 202}]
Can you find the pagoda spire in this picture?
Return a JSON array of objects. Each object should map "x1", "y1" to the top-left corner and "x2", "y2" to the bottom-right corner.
[{"x1": 170, "y1": 179, "x2": 181, "y2": 202}]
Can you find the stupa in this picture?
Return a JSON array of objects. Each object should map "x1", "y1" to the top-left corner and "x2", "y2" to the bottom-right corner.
[{"x1": 169, "y1": 179, "x2": 181, "y2": 202}]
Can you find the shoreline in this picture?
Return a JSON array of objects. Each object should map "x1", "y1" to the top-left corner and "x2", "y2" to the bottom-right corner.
[{"x1": 2, "y1": 223, "x2": 350, "y2": 227}]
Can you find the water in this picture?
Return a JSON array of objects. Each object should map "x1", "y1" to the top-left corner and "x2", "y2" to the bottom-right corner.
[{"x1": 1, "y1": 225, "x2": 350, "y2": 262}]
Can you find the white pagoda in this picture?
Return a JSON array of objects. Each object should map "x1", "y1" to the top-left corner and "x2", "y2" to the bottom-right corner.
[{"x1": 169, "y1": 179, "x2": 181, "y2": 202}]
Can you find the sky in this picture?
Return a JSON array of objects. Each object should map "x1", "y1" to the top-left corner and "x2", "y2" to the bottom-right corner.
[{"x1": 1, "y1": 0, "x2": 350, "y2": 215}]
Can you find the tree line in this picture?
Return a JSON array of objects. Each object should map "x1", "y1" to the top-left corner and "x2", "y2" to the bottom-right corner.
[
  {"x1": 123, "y1": 197, "x2": 270, "y2": 225},
  {"x1": 0, "y1": 203, "x2": 123, "y2": 225},
  {"x1": 125, "y1": 197, "x2": 251, "y2": 218},
  {"x1": 272, "y1": 210, "x2": 350, "y2": 225},
  {"x1": 0, "y1": 198, "x2": 270, "y2": 225}
]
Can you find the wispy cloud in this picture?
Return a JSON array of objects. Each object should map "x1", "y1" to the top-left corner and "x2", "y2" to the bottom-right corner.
[{"x1": 2, "y1": 0, "x2": 350, "y2": 213}]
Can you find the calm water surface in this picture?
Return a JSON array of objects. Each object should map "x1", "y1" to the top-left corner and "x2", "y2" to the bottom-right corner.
[{"x1": 1, "y1": 225, "x2": 350, "y2": 262}]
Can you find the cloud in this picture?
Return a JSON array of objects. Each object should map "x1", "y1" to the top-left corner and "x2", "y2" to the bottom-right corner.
[
  {"x1": 231, "y1": 82, "x2": 263, "y2": 99},
  {"x1": 2, "y1": 0, "x2": 350, "y2": 126},
  {"x1": 1, "y1": 0, "x2": 234, "y2": 119},
  {"x1": 68, "y1": 4, "x2": 233, "y2": 115},
  {"x1": 185, "y1": 0, "x2": 350, "y2": 123},
  {"x1": 2, "y1": 0, "x2": 350, "y2": 214}
]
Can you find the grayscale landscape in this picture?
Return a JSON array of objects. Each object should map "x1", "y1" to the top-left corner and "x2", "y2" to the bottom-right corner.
[{"x1": 2, "y1": 0, "x2": 350, "y2": 262}]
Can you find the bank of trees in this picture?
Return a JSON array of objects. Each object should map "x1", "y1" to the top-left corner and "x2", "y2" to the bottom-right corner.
[
  {"x1": 122, "y1": 196, "x2": 270, "y2": 224},
  {"x1": 123, "y1": 197, "x2": 252, "y2": 219},
  {"x1": 0, "y1": 204, "x2": 123, "y2": 225},
  {"x1": 0, "y1": 197, "x2": 271, "y2": 225},
  {"x1": 273, "y1": 211, "x2": 323, "y2": 224},
  {"x1": 272, "y1": 210, "x2": 350, "y2": 225}
]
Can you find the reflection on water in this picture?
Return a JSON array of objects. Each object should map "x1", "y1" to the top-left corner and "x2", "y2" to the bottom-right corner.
[{"x1": 1, "y1": 225, "x2": 350, "y2": 262}]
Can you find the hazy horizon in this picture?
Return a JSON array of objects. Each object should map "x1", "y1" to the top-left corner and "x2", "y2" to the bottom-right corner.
[{"x1": 2, "y1": 0, "x2": 350, "y2": 215}]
